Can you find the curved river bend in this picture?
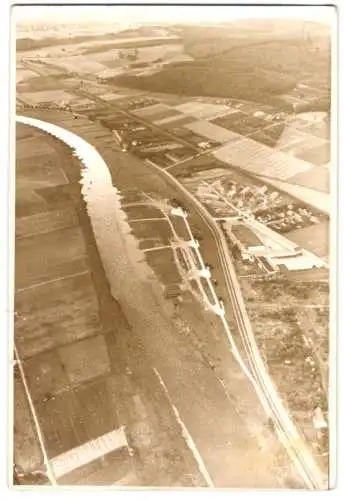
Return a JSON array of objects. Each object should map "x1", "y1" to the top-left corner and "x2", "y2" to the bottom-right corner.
[{"x1": 16, "y1": 115, "x2": 157, "y2": 301}]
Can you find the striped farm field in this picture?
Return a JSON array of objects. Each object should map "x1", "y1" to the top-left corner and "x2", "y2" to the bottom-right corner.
[
  {"x1": 158, "y1": 115, "x2": 198, "y2": 129},
  {"x1": 20, "y1": 89, "x2": 75, "y2": 104},
  {"x1": 16, "y1": 208, "x2": 79, "y2": 239},
  {"x1": 213, "y1": 137, "x2": 314, "y2": 181},
  {"x1": 256, "y1": 175, "x2": 330, "y2": 214},
  {"x1": 56, "y1": 56, "x2": 107, "y2": 74},
  {"x1": 281, "y1": 139, "x2": 330, "y2": 163},
  {"x1": 184, "y1": 120, "x2": 243, "y2": 144},
  {"x1": 298, "y1": 142, "x2": 331, "y2": 166},
  {"x1": 288, "y1": 166, "x2": 329, "y2": 193},
  {"x1": 131, "y1": 102, "x2": 183, "y2": 122},
  {"x1": 149, "y1": 108, "x2": 182, "y2": 122},
  {"x1": 284, "y1": 112, "x2": 330, "y2": 139},
  {"x1": 133, "y1": 103, "x2": 171, "y2": 117},
  {"x1": 286, "y1": 220, "x2": 329, "y2": 262},
  {"x1": 276, "y1": 127, "x2": 321, "y2": 150},
  {"x1": 279, "y1": 134, "x2": 328, "y2": 156},
  {"x1": 98, "y1": 92, "x2": 126, "y2": 101},
  {"x1": 174, "y1": 101, "x2": 231, "y2": 120}
]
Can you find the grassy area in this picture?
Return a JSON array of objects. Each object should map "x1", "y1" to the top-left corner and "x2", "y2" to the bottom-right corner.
[
  {"x1": 294, "y1": 306, "x2": 329, "y2": 392},
  {"x1": 15, "y1": 226, "x2": 87, "y2": 290},
  {"x1": 15, "y1": 272, "x2": 101, "y2": 359},
  {"x1": 123, "y1": 204, "x2": 163, "y2": 220},
  {"x1": 145, "y1": 248, "x2": 181, "y2": 286},
  {"x1": 286, "y1": 221, "x2": 329, "y2": 261},
  {"x1": 15, "y1": 208, "x2": 78, "y2": 238},
  {"x1": 248, "y1": 305, "x2": 329, "y2": 464},
  {"x1": 13, "y1": 372, "x2": 44, "y2": 478},
  {"x1": 15, "y1": 110, "x2": 320, "y2": 486},
  {"x1": 231, "y1": 224, "x2": 263, "y2": 247},
  {"x1": 81, "y1": 37, "x2": 182, "y2": 55},
  {"x1": 15, "y1": 120, "x2": 211, "y2": 487},
  {"x1": 129, "y1": 219, "x2": 172, "y2": 248},
  {"x1": 240, "y1": 276, "x2": 329, "y2": 306},
  {"x1": 58, "y1": 335, "x2": 111, "y2": 386},
  {"x1": 172, "y1": 156, "x2": 226, "y2": 179},
  {"x1": 15, "y1": 123, "x2": 127, "y2": 480},
  {"x1": 16, "y1": 30, "x2": 138, "y2": 52},
  {"x1": 238, "y1": 271, "x2": 329, "y2": 467}
]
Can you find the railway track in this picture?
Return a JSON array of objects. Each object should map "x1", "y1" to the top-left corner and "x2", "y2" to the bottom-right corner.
[
  {"x1": 139, "y1": 157, "x2": 327, "y2": 490},
  {"x1": 17, "y1": 92, "x2": 327, "y2": 488}
]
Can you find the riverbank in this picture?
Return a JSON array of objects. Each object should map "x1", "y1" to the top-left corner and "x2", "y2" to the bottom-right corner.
[
  {"x1": 14, "y1": 122, "x2": 207, "y2": 487},
  {"x1": 15, "y1": 110, "x2": 311, "y2": 488}
]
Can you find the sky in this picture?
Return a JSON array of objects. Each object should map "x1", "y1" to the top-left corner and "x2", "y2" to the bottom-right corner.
[{"x1": 13, "y1": 4, "x2": 335, "y2": 26}]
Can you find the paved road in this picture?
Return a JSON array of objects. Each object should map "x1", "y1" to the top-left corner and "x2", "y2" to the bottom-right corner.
[
  {"x1": 84, "y1": 96, "x2": 326, "y2": 488},
  {"x1": 16, "y1": 113, "x2": 294, "y2": 488},
  {"x1": 138, "y1": 147, "x2": 327, "y2": 490},
  {"x1": 14, "y1": 119, "x2": 207, "y2": 487},
  {"x1": 74, "y1": 95, "x2": 327, "y2": 488}
]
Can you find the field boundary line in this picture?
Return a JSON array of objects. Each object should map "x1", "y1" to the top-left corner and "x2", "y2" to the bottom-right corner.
[
  {"x1": 153, "y1": 367, "x2": 214, "y2": 488},
  {"x1": 16, "y1": 270, "x2": 89, "y2": 294},
  {"x1": 16, "y1": 223, "x2": 78, "y2": 240},
  {"x1": 14, "y1": 344, "x2": 57, "y2": 485}
]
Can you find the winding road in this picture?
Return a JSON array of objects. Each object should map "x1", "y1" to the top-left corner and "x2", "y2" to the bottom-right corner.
[
  {"x1": 16, "y1": 113, "x2": 326, "y2": 489},
  {"x1": 139, "y1": 152, "x2": 326, "y2": 489}
]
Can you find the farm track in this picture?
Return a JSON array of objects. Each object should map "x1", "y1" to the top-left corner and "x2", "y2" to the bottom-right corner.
[
  {"x1": 138, "y1": 152, "x2": 327, "y2": 490},
  {"x1": 66, "y1": 92, "x2": 327, "y2": 487},
  {"x1": 16, "y1": 80, "x2": 327, "y2": 488},
  {"x1": 16, "y1": 115, "x2": 290, "y2": 488}
]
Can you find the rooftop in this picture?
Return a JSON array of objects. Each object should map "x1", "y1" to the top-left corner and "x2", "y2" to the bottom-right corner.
[{"x1": 230, "y1": 224, "x2": 263, "y2": 247}]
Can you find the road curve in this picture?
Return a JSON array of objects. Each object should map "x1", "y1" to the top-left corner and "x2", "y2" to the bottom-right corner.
[
  {"x1": 16, "y1": 114, "x2": 325, "y2": 489},
  {"x1": 137, "y1": 156, "x2": 327, "y2": 490},
  {"x1": 15, "y1": 114, "x2": 217, "y2": 488}
]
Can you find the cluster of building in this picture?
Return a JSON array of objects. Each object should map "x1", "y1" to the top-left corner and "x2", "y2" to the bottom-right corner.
[
  {"x1": 208, "y1": 99, "x2": 287, "y2": 122},
  {"x1": 124, "y1": 97, "x2": 159, "y2": 111},
  {"x1": 254, "y1": 203, "x2": 324, "y2": 234},
  {"x1": 223, "y1": 217, "x2": 326, "y2": 274},
  {"x1": 195, "y1": 178, "x2": 283, "y2": 219},
  {"x1": 190, "y1": 174, "x2": 327, "y2": 274},
  {"x1": 89, "y1": 110, "x2": 205, "y2": 167},
  {"x1": 120, "y1": 126, "x2": 195, "y2": 166},
  {"x1": 279, "y1": 83, "x2": 330, "y2": 114}
]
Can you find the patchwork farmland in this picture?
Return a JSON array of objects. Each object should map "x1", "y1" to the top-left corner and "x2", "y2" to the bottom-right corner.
[
  {"x1": 14, "y1": 17, "x2": 332, "y2": 488},
  {"x1": 104, "y1": 94, "x2": 330, "y2": 215}
]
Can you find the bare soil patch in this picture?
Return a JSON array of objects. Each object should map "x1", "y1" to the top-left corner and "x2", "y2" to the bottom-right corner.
[{"x1": 145, "y1": 248, "x2": 181, "y2": 286}]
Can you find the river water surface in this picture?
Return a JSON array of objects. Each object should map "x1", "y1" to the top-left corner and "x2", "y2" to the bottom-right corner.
[{"x1": 16, "y1": 115, "x2": 305, "y2": 488}]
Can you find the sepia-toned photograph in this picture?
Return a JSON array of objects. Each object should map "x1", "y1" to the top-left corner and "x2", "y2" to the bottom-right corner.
[{"x1": 11, "y1": 2, "x2": 336, "y2": 490}]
